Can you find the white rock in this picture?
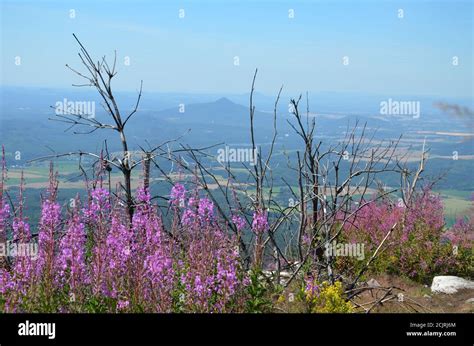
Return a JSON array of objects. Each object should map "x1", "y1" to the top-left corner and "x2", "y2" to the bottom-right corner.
[
  {"x1": 261, "y1": 270, "x2": 272, "y2": 277},
  {"x1": 431, "y1": 276, "x2": 474, "y2": 294},
  {"x1": 465, "y1": 298, "x2": 474, "y2": 304},
  {"x1": 367, "y1": 278, "x2": 381, "y2": 288}
]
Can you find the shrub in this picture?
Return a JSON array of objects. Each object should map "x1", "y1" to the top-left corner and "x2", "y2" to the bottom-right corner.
[
  {"x1": 340, "y1": 191, "x2": 472, "y2": 283},
  {"x1": 245, "y1": 268, "x2": 272, "y2": 313},
  {"x1": 298, "y1": 278, "x2": 353, "y2": 313}
]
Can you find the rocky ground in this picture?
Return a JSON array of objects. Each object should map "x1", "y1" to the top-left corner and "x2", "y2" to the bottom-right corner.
[
  {"x1": 274, "y1": 274, "x2": 474, "y2": 313},
  {"x1": 353, "y1": 275, "x2": 474, "y2": 313}
]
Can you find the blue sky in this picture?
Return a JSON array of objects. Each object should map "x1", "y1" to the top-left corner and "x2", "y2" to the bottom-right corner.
[{"x1": 1, "y1": 0, "x2": 472, "y2": 98}]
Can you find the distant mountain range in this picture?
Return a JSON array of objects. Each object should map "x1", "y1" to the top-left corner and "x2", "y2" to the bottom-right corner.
[{"x1": 0, "y1": 86, "x2": 472, "y2": 162}]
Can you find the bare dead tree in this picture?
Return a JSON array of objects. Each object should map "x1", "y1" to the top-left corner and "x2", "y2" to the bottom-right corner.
[
  {"x1": 33, "y1": 35, "x2": 203, "y2": 225},
  {"x1": 46, "y1": 34, "x2": 143, "y2": 221}
]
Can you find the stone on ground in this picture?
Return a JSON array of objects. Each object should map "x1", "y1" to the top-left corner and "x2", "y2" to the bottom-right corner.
[{"x1": 430, "y1": 276, "x2": 474, "y2": 294}]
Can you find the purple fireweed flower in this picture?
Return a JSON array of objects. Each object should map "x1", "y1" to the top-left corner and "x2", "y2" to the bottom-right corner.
[
  {"x1": 136, "y1": 186, "x2": 151, "y2": 203},
  {"x1": 194, "y1": 275, "x2": 205, "y2": 296},
  {"x1": 56, "y1": 213, "x2": 88, "y2": 289},
  {"x1": 0, "y1": 269, "x2": 12, "y2": 294},
  {"x1": 181, "y1": 208, "x2": 196, "y2": 227},
  {"x1": 170, "y1": 183, "x2": 186, "y2": 206},
  {"x1": 5, "y1": 219, "x2": 35, "y2": 311},
  {"x1": 83, "y1": 188, "x2": 110, "y2": 223},
  {"x1": 0, "y1": 179, "x2": 248, "y2": 313},
  {"x1": 117, "y1": 299, "x2": 129, "y2": 311},
  {"x1": 0, "y1": 201, "x2": 9, "y2": 234},
  {"x1": 216, "y1": 256, "x2": 238, "y2": 296},
  {"x1": 231, "y1": 215, "x2": 246, "y2": 232},
  {"x1": 90, "y1": 215, "x2": 133, "y2": 299},
  {"x1": 106, "y1": 217, "x2": 133, "y2": 275},
  {"x1": 187, "y1": 196, "x2": 199, "y2": 208},
  {"x1": 198, "y1": 198, "x2": 214, "y2": 221},
  {"x1": 180, "y1": 197, "x2": 217, "y2": 233},
  {"x1": 12, "y1": 218, "x2": 31, "y2": 243},
  {"x1": 132, "y1": 187, "x2": 165, "y2": 251},
  {"x1": 145, "y1": 252, "x2": 173, "y2": 284},
  {"x1": 36, "y1": 199, "x2": 61, "y2": 276},
  {"x1": 251, "y1": 209, "x2": 269, "y2": 233}
]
